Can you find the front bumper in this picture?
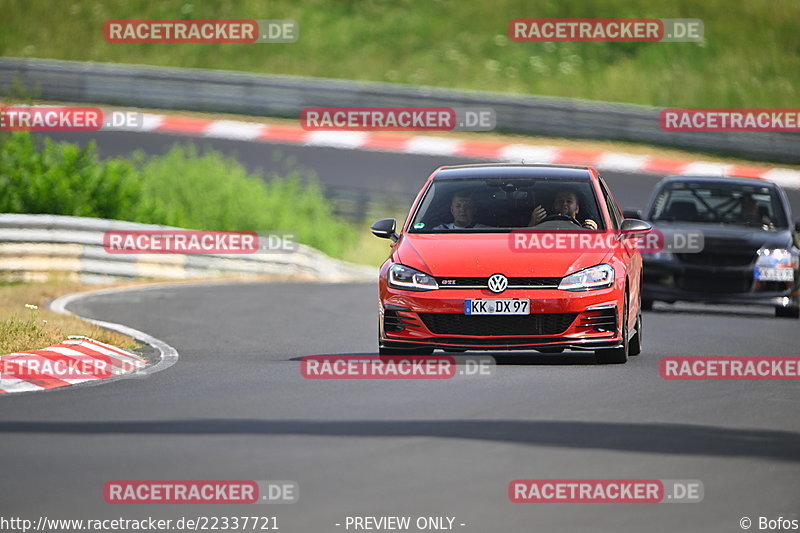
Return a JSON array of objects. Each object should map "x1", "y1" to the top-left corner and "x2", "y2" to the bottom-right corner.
[
  {"x1": 379, "y1": 285, "x2": 624, "y2": 351},
  {"x1": 643, "y1": 259, "x2": 798, "y2": 307}
]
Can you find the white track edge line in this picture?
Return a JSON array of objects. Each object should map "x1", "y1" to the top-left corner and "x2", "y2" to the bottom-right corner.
[
  {"x1": 49, "y1": 285, "x2": 180, "y2": 382},
  {"x1": 45, "y1": 278, "x2": 303, "y2": 384}
]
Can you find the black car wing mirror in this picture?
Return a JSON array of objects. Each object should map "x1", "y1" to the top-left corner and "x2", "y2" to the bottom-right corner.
[
  {"x1": 622, "y1": 207, "x2": 643, "y2": 219},
  {"x1": 620, "y1": 218, "x2": 652, "y2": 237},
  {"x1": 370, "y1": 218, "x2": 399, "y2": 242}
]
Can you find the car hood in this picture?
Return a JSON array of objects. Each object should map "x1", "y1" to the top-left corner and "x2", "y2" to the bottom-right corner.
[
  {"x1": 394, "y1": 233, "x2": 614, "y2": 277},
  {"x1": 649, "y1": 222, "x2": 793, "y2": 252}
]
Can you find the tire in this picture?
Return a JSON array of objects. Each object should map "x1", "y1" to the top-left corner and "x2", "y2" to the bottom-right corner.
[
  {"x1": 379, "y1": 345, "x2": 435, "y2": 356},
  {"x1": 641, "y1": 299, "x2": 654, "y2": 311},
  {"x1": 775, "y1": 305, "x2": 800, "y2": 319},
  {"x1": 628, "y1": 309, "x2": 643, "y2": 356},
  {"x1": 595, "y1": 299, "x2": 629, "y2": 364}
]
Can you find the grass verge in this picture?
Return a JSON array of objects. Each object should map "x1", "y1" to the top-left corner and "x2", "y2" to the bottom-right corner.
[
  {"x1": 0, "y1": 277, "x2": 139, "y2": 355},
  {"x1": 1, "y1": 0, "x2": 797, "y2": 108}
]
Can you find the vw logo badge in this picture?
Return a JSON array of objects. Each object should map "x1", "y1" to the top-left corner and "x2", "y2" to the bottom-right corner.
[{"x1": 487, "y1": 274, "x2": 508, "y2": 293}]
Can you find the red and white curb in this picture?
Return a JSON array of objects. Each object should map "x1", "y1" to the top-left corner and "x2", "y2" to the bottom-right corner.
[
  {"x1": 0, "y1": 336, "x2": 146, "y2": 394},
  {"x1": 108, "y1": 111, "x2": 800, "y2": 189},
  {"x1": 0, "y1": 284, "x2": 182, "y2": 396}
]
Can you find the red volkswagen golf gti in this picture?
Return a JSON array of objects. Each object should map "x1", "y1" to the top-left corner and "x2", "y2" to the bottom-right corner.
[{"x1": 371, "y1": 164, "x2": 651, "y2": 364}]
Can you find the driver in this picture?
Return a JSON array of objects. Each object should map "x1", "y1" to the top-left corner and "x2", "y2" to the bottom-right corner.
[
  {"x1": 529, "y1": 189, "x2": 598, "y2": 229},
  {"x1": 434, "y1": 192, "x2": 490, "y2": 229},
  {"x1": 740, "y1": 193, "x2": 772, "y2": 227}
]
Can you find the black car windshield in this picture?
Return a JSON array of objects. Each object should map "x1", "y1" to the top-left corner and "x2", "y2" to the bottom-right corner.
[
  {"x1": 408, "y1": 178, "x2": 604, "y2": 232},
  {"x1": 649, "y1": 182, "x2": 788, "y2": 229}
]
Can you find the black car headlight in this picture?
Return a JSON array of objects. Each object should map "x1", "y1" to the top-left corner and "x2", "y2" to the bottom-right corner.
[
  {"x1": 388, "y1": 264, "x2": 439, "y2": 291},
  {"x1": 756, "y1": 248, "x2": 798, "y2": 269}
]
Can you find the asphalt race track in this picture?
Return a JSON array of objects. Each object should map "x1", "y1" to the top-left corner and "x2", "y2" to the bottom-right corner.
[
  {"x1": 31, "y1": 130, "x2": 800, "y2": 215},
  {"x1": 1, "y1": 131, "x2": 798, "y2": 532}
]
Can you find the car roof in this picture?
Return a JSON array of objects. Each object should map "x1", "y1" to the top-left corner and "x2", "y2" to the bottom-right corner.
[
  {"x1": 433, "y1": 164, "x2": 593, "y2": 181},
  {"x1": 658, "y1": 175, "x2": 779, "y2": 189}
]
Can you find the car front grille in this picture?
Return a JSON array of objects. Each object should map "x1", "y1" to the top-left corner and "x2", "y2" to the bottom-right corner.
[
  {"x1": 676, "y1": 252, "x2": 755, "y2": 267},
  {"x1": 418, "y1": 313, "x2": 577, "y2": 336},
  {"x1": 435, "y1": 276, "x2": 561, "y2": 288},
  {"x1": 677, "y1": 273, "x2": 753, "y2": 293}
]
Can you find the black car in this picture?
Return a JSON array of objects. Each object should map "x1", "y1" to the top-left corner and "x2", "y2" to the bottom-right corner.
[{"x1": 627, "y1": 176, "x2": 800, "y2": 318}]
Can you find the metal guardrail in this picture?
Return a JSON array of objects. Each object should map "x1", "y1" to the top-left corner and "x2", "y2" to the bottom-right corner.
[
  {"x1": 1, "y1": 57, "x2": 798, "y2": 163},
  {"x1": 324, "y1": 185, "x2": 414, "y2": 222},
  {"x1": 0, "y1": 214, "x2": 376, "y2": 282}
]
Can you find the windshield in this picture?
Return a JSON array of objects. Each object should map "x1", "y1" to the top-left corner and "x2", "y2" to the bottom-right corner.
[
  {"x1": 649, "y1": 182, "x2": 788, "y2": 229},
  {"x1": 408, "y1": 177, "x2": 604, "y2": 232}
]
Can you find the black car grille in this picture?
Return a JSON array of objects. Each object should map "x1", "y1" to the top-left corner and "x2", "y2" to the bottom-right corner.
[
  {"x1": 419, "y1": 313, "x2": 577, "y2": 336},
  {"x1": 508, "y1": 277, "x2": 561, "y2": 286},
  {"x1": 435, "y1": 276, "x2": 560, "y2": 287},
  {"x1": 677, "y1": 273, "x2": 753, "y2": 293},
  {"x1": 676, "y1": 252, "x2": 755, "y2": 267},
  {"x1": 757, "y1": 281, "x2": 793, "y2": 291},
  {"x1": 382, "y1": 310, "x2": 406, "y2": 333},
  {"x1": 576, "y1": 307, "x2": 617, "y2": 333}
]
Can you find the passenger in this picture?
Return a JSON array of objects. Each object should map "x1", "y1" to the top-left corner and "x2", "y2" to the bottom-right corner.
[{"x1": 434, "y1": 193, "x2": 490, "y2": 229}]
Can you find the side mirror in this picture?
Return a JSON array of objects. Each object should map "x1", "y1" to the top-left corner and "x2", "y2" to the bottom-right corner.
[
  {"x1": 370, "y1": 218, "x2": 399, "y2": 242},
  {"x1": 619, "y1": 218, "x2": 651, "y2": 237},
  {"x1": 622, "y1": 207, "x2": 643, "y2": 220}
]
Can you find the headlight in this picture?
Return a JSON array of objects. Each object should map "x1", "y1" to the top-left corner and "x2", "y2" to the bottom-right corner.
[
  {"x1": 388, "y1": 264, "x2": 439, "y2": 291},
  {"x1": 558, "y1": 264, "x2": 615, "y2": 291},
  {"x1": 755, "y1": 248, "x2": 798, "y2": 269}
]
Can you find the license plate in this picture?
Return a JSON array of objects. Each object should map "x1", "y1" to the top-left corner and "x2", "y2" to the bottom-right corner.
[
  {"x1": 464, "y1": 299, "x2": 530, "y2": 315},
  {"x1": 754, "y1": 267, "x2": 794, "y2": 282}
]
